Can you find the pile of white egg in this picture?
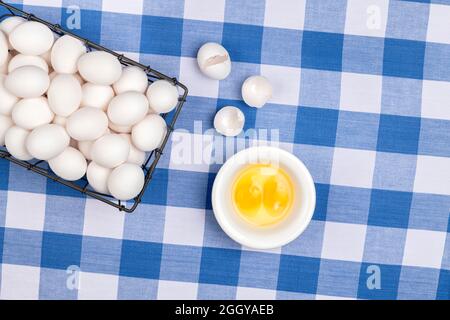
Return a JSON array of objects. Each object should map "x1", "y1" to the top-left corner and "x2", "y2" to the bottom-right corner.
[{"x1": 0, "y1": 17, "x2": 180, "y2": 201}]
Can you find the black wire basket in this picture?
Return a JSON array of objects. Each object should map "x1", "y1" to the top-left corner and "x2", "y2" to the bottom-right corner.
[{"x1": 0, "y1": 2, "x2": 188, "y2": 213}]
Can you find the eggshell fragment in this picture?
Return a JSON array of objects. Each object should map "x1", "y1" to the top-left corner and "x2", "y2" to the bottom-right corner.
[
  {"x1": 131, "y1": 114, "x2": 167, "y2": 152},
  {"x1": 48, "y1": 74, "x2": 82, "y2": 117},
  {"x1": 108, "y1": 91, "x2": 149, "y2": 126},
  {"x1": 4, "y1": 65, "x2": 50, "y2": 98},
  {"x1": 49, "y1": 147, "x2": 87, "y2": 181},
  {"x1": 9, "y1": 21, "x2": 54, "y2": 55},
  {"x1": 214, "y1": 106, "x2": 245, "y2": 137},
  {"x1": 26, "y1": 124, "x2": 70, "y2": 160},
  {"x1": 81, "y1": 83, "x2": 114, "y2": 111},
  {"x1": 113, "y1": 66, "x2": 148, "y2": 94},
  {"x1": 0, "y1": 114, "x2": 13, "y2": 146},
  {"x1": 0, "y1": 31, "x2": 8, "y2": 67},
  {"x1": 66, "y1": 107, "x2": 108, "y2": 141},
  {"x1": 51, "y1": 35, "x2": 86, "y2": 74},
  {"x1": 0, "y1": 74, "x2": 19, "y2": 116},
  {"x1": 197, "y1": 42, "x2": 231, "y2": 80},
  {"x1": 120, "y1": 134, "x2": 146, "y2": 166},
  {"x1": 77, "y1": 51, "x2": 122, "y2": 85},
  {"x1": 241, "y1": 76, "x2": 272, "y2": 108},
  {"x1": 87, "y1": 162, "x2": 111, "y2": 194},
  {"x1": 146, "y1": 80, "x2": 179, "y2": 114},
  {"x1": 12, "y1": 97, "x2": 54, "y2": 130},
  {"x1": 91, "y1": 134, "x2": 130, "y2": 169},
  {"x1": 5, "y1": 126, "x2": 32, "y2": 160},
  {"x1": 107, "y1": 163, "x2": 145, "y2": 201},
  {"x1": 8, "y1": 54, "x2": 49, "y2": 73}
]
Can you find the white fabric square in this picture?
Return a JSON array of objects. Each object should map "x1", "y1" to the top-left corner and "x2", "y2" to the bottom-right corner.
[
  {"x1": 331, "y1": 148, "x2": 376, "y2": 188},
  {"x1": 78, "y1": 272, "x2": 119, "y2": 300},
  {"x1": 169, "y1": 132, "x2": 213, "y2": 173},
  {"x1": 163, "y1": 206, "x2": 205, "y2": 246},
  {"x1": 421, "y1": 80, "x2": 450, "y2": 121},
  {"x1": 183, "y1": 0, "x2": 225, "y2": 22},
  {"x1": 260, "y1": 64, "x2": 301, "y2": 106},
  {"x1": 426, "y1": 4, "x2": 450, "y2": 44},
  {"x1": 5, "y1": 191, "x2": 46, "y2": 231},
  {"x1": 0, "y1": 264, "x2": 40, "y2": 300},
  {"x1": 340, "y1": 72, "x2": 382, "y2": 113},
  {"x1": 414, "y1": 156, "x2": 450, "y2": 196},
  {"x1": 321, "y1": 222, "x2": 367, "y2": 262},
  {"x1": 344, "y1": 0, "x2": 389, "y2": 37},
  {"x1": 157, "y1": 280, "x2": 198, "y2": 300},
  {"x1": 23, "y1": 0, "x2": 62, "y2": 8},
  {"x1": 236, "y1": 287, "x2": 276, "y2": 300},
  {"x1": 264, "y1": 0, "x2": 306, "y2": 30},
  {"x1": 180, "y1": 57, "x2": 219, "y2": 98},
  {"x1": 83, "y1": 199, "x2": 125, "y2": 239},
  {"x1": 402, "y1": 229, "x2": 447, "y2": 269},
  {"x1": 102, "y1": 0, "x2": 143, "y2": 15}
]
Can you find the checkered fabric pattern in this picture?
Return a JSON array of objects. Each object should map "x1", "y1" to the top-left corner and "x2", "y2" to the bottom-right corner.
[{"x1": 0, "y1": 0, "x2": 449, "y2": 300}]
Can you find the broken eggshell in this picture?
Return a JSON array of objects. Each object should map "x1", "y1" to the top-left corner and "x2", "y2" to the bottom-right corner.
[
  {"x1": 197, "y1": 42, "x2": 231, "y2": 80},
  {"x1": 214, "y1": 106, "x2": 245, "y2": 137},
  {"x1": 241, "y1": 75, "x2": 272, "y2": 108}
]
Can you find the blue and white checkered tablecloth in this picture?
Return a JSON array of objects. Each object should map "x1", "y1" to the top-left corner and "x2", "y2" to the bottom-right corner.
[{"x1": 0, "y1": 0, "x2": 449, "y2": 300}]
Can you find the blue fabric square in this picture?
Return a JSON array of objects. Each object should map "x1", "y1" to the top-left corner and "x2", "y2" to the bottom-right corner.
[
  {"x1": 381, "y1": 77, "x2": 422, "y2": 117},
  {"x1": 409, "y1": 194, "x2": 450, "y2": 232},
  {"x1": 255, "y1": 103, "x2": 298, "y2": 142},
  {"x1": 80, "y1": 236, "x2": 122, "y2": 275},
  {"x1": 302, "y1": 31, "x2": 344, "y2": 72},
  {"x1": 277, "y1": 255, "x2": 320, "y2": 294},
  {"x1": 225, "y1": 0, "x2": 266, "y2": 25},
  {"x1": 312, "y1": 183, "x2": 329, "y2": 221},
  {"x1": 397, "y1": 266, "x2": 440, "y2": 299},
  {"x1": 437, "y1": 270, "x2": 450, "y2": 300},
  {"x1": 293, "y1": 144, "x2": 334, "y2": 184},
  {"x1": 46, "y1": 178, "x2": 86, "y2": 198},
  {"x1": 202, "y1": 210, "x2": 241, "y2": 250},
  {"x1": 363, "y1": 226, "x2": 407, "y2": 265},
  {"x1": 141, "y1": 168, "x2": 168, "y2": 206},
  {"x1": 372, "y1": 152, "x2": 417, "y2": 192},
  {"x1": 139, "y1": 53, "x2": 180, "y2": 79},
  {"x1": 101, "y1": 12, "x2": 142, "y2": 52},
  {"x1": 181, "y1": 20, "x2": 223, "y2": 58},
  {"x1": 41, "y1": 232, "x2": 82, "y2": 270},
  {"x1": 326, "y1": 185, "x2": 371, "y2": 225},
  {"x1": 386, "y1": 0, "x2": 429, "y2": 41},
  {"x1": 0, "y1": 192, "x2": 5, "y2": 227},
  {"x1": 173, "y1": 97, "x2": 217, "y2": 131},
  {"x1": 238, "y1": 251, "x2": 280, "y2": 289},
  {"x1": 0, "y1": 159, "x2": 9, "y2": 191},
  {"x1": 143, "y1": 0, "x2": 184, "y2": 18},
  {"x1": 336, "y1": 111, "x2": 379, "y2": 150},
  {"x1": 368, "y1": 189, "x2": 412, "y2": 228},
  {"x1": 199, "y1": 247, "x2": 241, "y2": 286},
  {"x1": 261, "y1": 27, "x2": 302, "y2": 67},
  {"x1": 218, "y1": 62, "x2": 260, "y2": 100},
  {"x1": 299, "y1": 69, "x2": 341, "y2": 109},
  {"x1": 167, "y1": 170, "x2": 210, "y2": 209},
  {"x1": 23, "y1": 5, "x2": 61, "y2": 27},
  {"x1": 39, "y1": 267, "x2": 78, "y2": 300},
  {"x1": 43, "y1": 196, "x2": 85, "y2": 234},
  {"x1": 222, "y1": 23, "x2": 263, "y2": 64},
  {"x1": 0, "y1": 227, "x2": 3, "y2": 264},
  {"x1": 159, "y1": 244, "x2": 202, "y2": 282},
  {"x1": 140, "y1": 16, "x2": 183, "y2": 56},
  {"x1": 358, "y1": 263, "x2": 401, "y2": 299},
  {"x1": 304, "y1": 0, "x2": 347, "y2": 33},
  {"x1": 2, "y1": 228, "x2": 42, "y2": 267},
  {"x1": 423, "y1": 43, "x2": 450, "y2": 82},
  {"x1": 419, "y1": 119, "x2": 450, "y2": 157},
  {"x1": 61, "y1": 8, "x2": 102, "y2": 44},
  {"x1": 282, "y1": 220, "x2": 325, "y2": 258},
  {"x1": 7, "y1": 164, "x2": 47, "y2": 194},
  {"x1": 120, "y1": 240, "x2": 162, "y2": 279},
  {"x1": 317, "y1": 260, "x2": 360, "y2": 298},
  {"x1": 383, "y1": 38, "x2": 425, "y2": 79},
  {"x1": 342, "y1": 35, "x2": 384, "y2": 75},
  {"x1": 118, "y1": 277, "x2": 158, "y2": 300},
  {"x1": 123, "y1": 204, "x2": 166, "y2": 243},
  {"x1": 377, "y1": 114, "x2": 421, "y2": 154},
  {"x1": 294, "y1": 107, "x2": 339, "y2": 147}
]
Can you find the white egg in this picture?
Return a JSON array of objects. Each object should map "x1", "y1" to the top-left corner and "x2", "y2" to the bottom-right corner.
[
  {"x1": 214, "y1": 106, "x2": 245, "y2": 137},
  {"x1": 40, "y1": 49, "x2": 51, "y2": 65},
  {"x1": 12, "y1": 97, "x2": 54, "y2": 130},
  {"x1": 120, "y1": 134, "x2": 146, "y2": 166},
  {"x1": 108, "y1": 91, "x2": 149, "y2": 126},
  {"x1": 0, "y1": 52, "x2": 11, "y2": 75},
  {"x1": 91, "y1": 134, "x2": 130, "y2": 169},
  {"x1": 146, "y1": 80, "x2": 179, "y2": 114},
  {"x1": 9, "y1": 21, "x2": 54, "y2": 55},
  {"x1": 5, "y1": 126, "x2": 32, "y2": 160},
  {"x1": 86, "y1": 162, "x2": 111, "y2": 194},
  {"x1": 113, "y1": 66, "x2": 148, "y2": 94},
  {"x1": 77, "y1": 140, "x2": 93, "y2": 160},
  {"x1": 48, "y1": 147, "x2": 87, "y2": 181},
  {"x1": 241, "y1": 76, "x2": 272, "y2": 108},
  {"x1": 48, "y1": 74, "x2": 82, "y2": 116},
  {"x1": 26, "y1": 124, "x2": 70, "y2": 160},
  {"x1": 8, "y1": 54, "x2": 49, "y2": 73},
  {"x1": 0, "y1": 31, "x2": 8, "y2": 67},
  {"x1": 5, "y1": 65, "x2": 50, "y2": 98},
  {"x1": 109, "y1": 122, "x2": 132, "y2": 134},
  {"x1": 0, "y1": 74, "x2": 19, "y2": 116},
  {"x1": 52, "y1": 115, "x2": 67, "y2": 127},
  {"x1": 197, "y1": 42, "x2": 231, "y2": 80},
  {"x1": 77, "y1": 51, "x2": 122, "y2": 85},
  {"x1": 81, "y1": 83, "x2": 114, "y2": 111},
  {"x1": 66, "y1": 107, "x2": 108, "y2": 141},
  {"x1": 131, "y1": 114, "x2": 167, "y2": 152},
  {"x1": 0, "y1": 114, "x2": 13, "y2": 146},
  {"x1": 107, "y1": 163, "x2": 145, "y2": 201},
  {"x1": 0, "y1": 16, "x2": 25, "y2": 37},
  {"x1": 51, "y1": 35, "x2": 86, "y2": 74}
]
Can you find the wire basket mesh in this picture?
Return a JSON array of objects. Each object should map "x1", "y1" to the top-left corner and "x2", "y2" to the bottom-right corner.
[{"x1": 0, "y1": 1, "x2": 188, "y2": 213}]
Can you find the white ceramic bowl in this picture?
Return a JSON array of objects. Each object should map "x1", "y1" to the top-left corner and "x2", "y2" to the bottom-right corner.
[{"x1": 212, "y1": 146, "x2": 316, "y2": 249}]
